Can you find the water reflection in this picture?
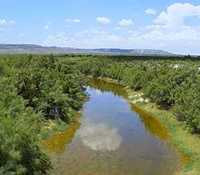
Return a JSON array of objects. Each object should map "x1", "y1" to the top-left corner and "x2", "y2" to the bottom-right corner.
[
  {"x1": 93, "y1": 89, "x2": 103, "y2": 96},
  {"x1": 89, "y1": 78, "x2": 128, "y2": 98},
  {"x1": 90, "y1": 78, "x2": 169, "y2": 141},
  {"x1": 132, "y1": 105, "x2": 169, "y2": 140},
  {"x1": 79, "y1": 121, "x2": 122, "y2": 151},
  {"x1": 42, "y1": 78, "x2": 179, "y2": 175}
]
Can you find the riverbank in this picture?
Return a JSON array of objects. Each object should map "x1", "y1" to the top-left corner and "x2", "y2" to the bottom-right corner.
[
  {"x1": 41, "y1": 117, "x2": 81, "y2": 154},
  {"x1": 42, "y1": 78, "x2": 180, "y2": 175},
  {"x1": 40, "y1": 112, "x2": 82, "y2": 140},
  {"x1": 97, "y1": 77, "x2": 200, "y2": 175}
]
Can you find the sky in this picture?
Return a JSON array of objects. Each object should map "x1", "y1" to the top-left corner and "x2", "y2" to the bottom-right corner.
[{"x1": 0, "y1": 0, "x2": 200, "y2": 54}]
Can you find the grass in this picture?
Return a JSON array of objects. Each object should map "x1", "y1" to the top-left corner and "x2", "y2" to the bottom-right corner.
[
  {"x1": 40, "y1": 112, "x2": 82, "y2": 154},
  {"x1": 40, "y1": 119, "x2": 68, "y2": 140},
  {"x1": 127, "y1": 87, "x2": 200, "y2": 175}
]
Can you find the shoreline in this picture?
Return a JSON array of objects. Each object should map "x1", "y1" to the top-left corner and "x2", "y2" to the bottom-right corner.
[
  {"x1": 42, "y1": 76, "x2": 200, "y2": 175},
  {"x1": 97, "y1": 77, "x2": 200, "y2": 175}
]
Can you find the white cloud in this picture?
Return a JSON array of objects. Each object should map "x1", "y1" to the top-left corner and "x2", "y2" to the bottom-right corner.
[
  {"x1": 145, "y1": 8, "x2": 157, "y2": 15},
  {"x1": 96, "y1": 17, "x2": 111, "y2": 25},
  {"x1": 44, "y1": 3, "x2": 200, "y2": 55},
  {"x1": 118, "y1": 19, "x2": 133, "y2": 27},
  {"x1": 44, "y1": 32, "x2": 76, "y2": 46},
  {"x1": 44, "y1": 30, "x2": 125, "y2": 48},
  {"x1": 154, "y1": 3, "x2": 200, "y2": 28},
  {"x1": 0, "y1": 19, "x2": 15, "y2": 27},
  {"x1": 73, "y1": 19, "x2": 81, "y2": 23},
  {"x1": 132, "y1": 3, "x2": 200, "y2": 54},
  {"x1": 65, "y1": 18, "x2": 80, "y2": 23}
]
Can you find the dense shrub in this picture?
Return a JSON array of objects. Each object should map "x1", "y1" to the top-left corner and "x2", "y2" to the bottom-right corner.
[
  {"x1": 0, "y1": 77, "x2": 50, "y2": 174},
  {"x1": 1, "y1": 53, "x2": 200, "y2": 174},
  {"x1": 15, "y1": 56, "x2": 86, "y2": 122},
  {"x1": 0, "y1": 54, "x2": 87, "y2": 174},
  {"x1": 72, "y1": 55, "x2": 200, "y2": 134}
]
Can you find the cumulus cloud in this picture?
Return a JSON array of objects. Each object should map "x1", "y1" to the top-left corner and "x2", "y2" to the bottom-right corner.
[
  {"x1": 0, "y1": 19, "x2": 15, "y2": 27},
  {"x1": 118, "y1": 19, "x2": 133, "y2": 27},
  {"x1": 154, "y1": 3, "x2": 200, "y2": 28},
  {"x1": 145, "y1": 8, "x2": 157, "y2": 15},
  {"x1": 44, "y1": 30, "x2": 124, "y2": 48},
  {"x1": 44, "y1": 3, "x2": 200, "y2": 55},
  {"x1": 79, "y1": 122, "x2": 122, "y2": 151},
  {"x1": 65, "y1": 18, "x2": 81, "y2": 23},
  {"x1": 96, "y1": 17, "x2": 111, "y2": 25},
  {"x1": 128, "y1": 3, "x2": 200, "y2": 54}
]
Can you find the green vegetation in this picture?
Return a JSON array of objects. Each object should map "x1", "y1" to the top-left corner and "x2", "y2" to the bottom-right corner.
[
  {"x1": 0, "y1": 54, "x2": 87, "y2": 174},
  {"x1": 68, "y1": 55, "x2": 200, "y2": 175},
  {"x1": 0, "y1": 54, "x2": 200, "y2": 174},
  {"x1": 75, "y1": 55, "x2": 200, "y2": 134}
]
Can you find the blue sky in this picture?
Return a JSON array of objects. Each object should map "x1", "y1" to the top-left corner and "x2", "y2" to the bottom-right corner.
[{"x1": 0, "y1": 0, "x2": 200, "y2": 54}]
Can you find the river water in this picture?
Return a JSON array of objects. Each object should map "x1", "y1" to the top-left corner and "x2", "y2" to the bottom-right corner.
[{"x1": 42, "y1": 79, "x2": 179, "y2": 175}]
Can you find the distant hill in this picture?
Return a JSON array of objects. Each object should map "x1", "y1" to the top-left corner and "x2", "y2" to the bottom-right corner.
[{"x1": 0, "y1": 44, "x2": 174, "y2": 56}]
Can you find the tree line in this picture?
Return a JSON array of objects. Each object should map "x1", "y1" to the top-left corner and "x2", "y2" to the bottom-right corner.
[
  {"x1": 71, "y1": 55, "x2": 200, "y2": 134},
  {"x1": 1, "y1": 53, "x2": 200, "y2": 174},
  {"x1": 0, "y1": 54, "x2": 87, "y2": 174}
]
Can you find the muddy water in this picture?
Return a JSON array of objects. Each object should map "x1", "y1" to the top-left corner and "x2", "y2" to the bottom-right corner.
[{"x1": 43, "y1": 79, "x2": 179, "y2": 175}]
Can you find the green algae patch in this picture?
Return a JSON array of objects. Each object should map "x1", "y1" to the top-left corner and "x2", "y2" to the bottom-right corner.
[
  {"x1": 41, "y1": 115, "x2": 81, "y2": 154},
  {"x1": 131, "y1": 104, "x2": 169, "y2": 140}
]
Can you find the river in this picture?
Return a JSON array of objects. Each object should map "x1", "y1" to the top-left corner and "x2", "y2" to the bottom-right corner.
[{"x1": 42, "y1": 79, "x2": 180, "y2": 175}]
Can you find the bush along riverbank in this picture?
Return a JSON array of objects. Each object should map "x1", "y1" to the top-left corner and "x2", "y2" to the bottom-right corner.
[
  {"x1": 126, "y1": 85, "x2": 200, "y2": 175},
  {"x1": 0, "y1": 54, "x2": 87, "y2": 174},
  {"x1": 66, "y1": 55, "x2": 200, "y2": 175},
  {"x1": 1, "y1": 54, "x2": 200, "y2": 174},
  {"x1": 90, "y1": 76, "x2": 200, "y2": 174}
]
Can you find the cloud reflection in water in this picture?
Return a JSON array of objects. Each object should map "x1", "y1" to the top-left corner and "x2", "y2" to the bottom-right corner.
[{"x1": 79, "y1": 122, "x2": 122, "y2": 151}]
